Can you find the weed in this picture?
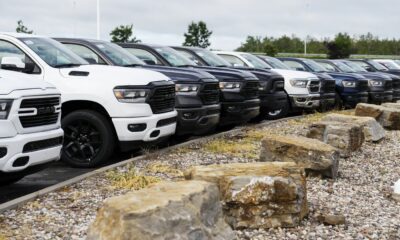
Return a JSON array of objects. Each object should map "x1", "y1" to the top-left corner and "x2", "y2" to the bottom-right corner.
[
  {"x1": 106, "y1": 168, "x2": 160, "y2": 190},
  {"x1": 146, "y1": 162, "x2": 184, "y2": 178}
]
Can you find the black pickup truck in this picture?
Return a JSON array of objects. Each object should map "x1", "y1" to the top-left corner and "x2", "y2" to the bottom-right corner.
[
  {"x1": 171, "y1": 46, "x2": 289, "y2": 119},
  {"x1": 117, "y1": 43, "x2": 261, "y2": 125},
  {"x1": 316, "y1": 59, "x2": 393, "y2": 104},
  {"x1": 349, "y1": 59, "x2": 400, "y2": 102},
  {"x1": 55, "y1": 38, "x2": 221, "y2": 136}
]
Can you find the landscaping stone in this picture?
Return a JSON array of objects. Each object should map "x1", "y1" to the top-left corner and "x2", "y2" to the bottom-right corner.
[
  {"x1": 321, "y1": 113, "x2": 385, "y2": 142},
  {"x1": 318, "y1": 214, "x2": 346, "y2": 226},
  {"x1": 86, "y1": 181, "x2": 235, "y2": 240},
  {"x1": 393, "y1": 179, "x2": 400, "y2": 203},
  {"x1": 355, "y1": 103, "x2": 400, "y2": 130},
  {"x1": 307, "y1": 121, "x2": 364, "y2": 157},
  {"x1": 382, "y1": 102, "x2": 400, "y2": 109},
  {"x1": 185, "y1": 162, "x2": 308, "y2": 229},
  {"x1": 259, "y1": 135, "x2": 340, "y2": 178}
]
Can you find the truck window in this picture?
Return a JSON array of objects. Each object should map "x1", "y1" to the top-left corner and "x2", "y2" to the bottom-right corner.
[
  {"x1": 64, "y1": 44, "x2": 106, "y2": 65},
  {"x1": 0, "y1": 40, "x2": 41, "y2": 74},
  {"x1": 281, "y1": 60, "x2": 306, "y2": 71},
  {"x1": 218, "y1": 54, "x2": 247, "y2": 67},
  {"x1": 125, "y1": 48, "x2": 162, "y2": 65},
  {"x1": 176, "y1": 50, "x2": 203, "y2": 66},
  {"x1": 318, "y1": 62, "x2": 337, "y2": 72}
]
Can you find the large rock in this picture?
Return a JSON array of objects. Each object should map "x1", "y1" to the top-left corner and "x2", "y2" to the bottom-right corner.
[
  {"x1": 382, "y1": 102, "x2": 400, "y2": 110},
  {"x1": 185, "y1": 162, "x2": 308, "y2": 229},
  {"x1": 259, "y1": 135, "x2": 340, "y2": 178},
  {"x1": 355, "y1": 103, "x2": 400, "y2": 130},
  {"x1": 307, "y1": 121, "x2": 364, "y2": 157},
  {"x1": 87, "y1": 181, "x2": 235, "y2": 240},
  {"x1": 321, "y1": 113, "x2": 385, "y2": 142}
]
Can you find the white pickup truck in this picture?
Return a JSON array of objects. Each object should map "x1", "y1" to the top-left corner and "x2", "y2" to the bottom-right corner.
[
  {"x1": 0, "y1": 33, "x2": 177, "y2": 167},
  {"x1": 0, "y1": 70, "x2": 63, "y2": 184}
]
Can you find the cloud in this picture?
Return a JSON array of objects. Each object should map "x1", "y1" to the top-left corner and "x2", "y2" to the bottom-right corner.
[{"x1": 0, "y1": 0, "x2": 399, "y2": 50}]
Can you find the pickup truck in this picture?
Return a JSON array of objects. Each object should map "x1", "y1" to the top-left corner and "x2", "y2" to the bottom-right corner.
[
  {"x1": 54, "y1": 38, "x2": 220, "y2": 136},
  {"x1": 118, "y1": 43, "x2": 261, "y2": 126},
  {"x1": 0, "y1": 33, "x2": 177, "y2": 167},
  {"x1": 316, "y1": 59, "x2": 394, "y2": 103},
  {"x1": 279, "y1": 57, "x2": 369, "y2": 108},
  {"x1": 349, "y1": 59, "x2": 400, "y2": 101},
  {"x1": 0, "y1": 70, "x2": 63, "y2": 184},
  {"x1": 171, "y1": 47, "x2": 289, "y2": 119},
  {"x1": 214, "y1": 52, "x2": 324, "y2": 112}
]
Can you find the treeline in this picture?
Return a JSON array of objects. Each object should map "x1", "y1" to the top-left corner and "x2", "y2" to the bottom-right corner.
[{"x1": 236, "y1": 33, "x2": 400, "y2": 56}]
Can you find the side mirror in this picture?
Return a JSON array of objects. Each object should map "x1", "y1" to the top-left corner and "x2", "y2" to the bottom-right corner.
[
  {"x1": 143, "y1": 59, "x2": 156, "y2": 65},
  {"x1": 364, "y1": 66, "x2": 374, "y2": 72},
  {"x1": 1, "y1": 57, "x2": 25, "y2": 71}
]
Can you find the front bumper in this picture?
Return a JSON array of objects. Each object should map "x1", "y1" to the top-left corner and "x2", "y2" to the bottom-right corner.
[
  {"x1": 112, "y1": 110, "x2": 177, "y2": 143},
  {"x1": 220, "y1": 99, "x2": 260, "y2": 125},
  {"x1": 289, "y1": 94, "x2": 320, "y2": 109},
  {"x1": 393, "y1": 90, "x2": 400, "y2": 102},
  {"x1": 0, "y1": 128, "x2": 63, "y2": 172},
  {"x1": 176, "y1": 104, "x2": 221, "y2": 136},
  {"x1": 342, "y1": 92, "x2": 369, "y2": 108},
  {"x1": 383, "y1": 90, "x2": 393, "y2": 102},
  {"x1": 259, "y1": 91, "x2": 289, "y2": 112},
  {"x1": 320, "y1": 93, "x2": 336, "y2": 109},
  {"x1": 368, "y1": 91, "x2": 385, "y2": 104}
]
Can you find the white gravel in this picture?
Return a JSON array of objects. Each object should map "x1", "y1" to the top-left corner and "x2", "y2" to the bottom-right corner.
[{"x1": 0, "y1": 113, "x2": 399, "y2": 240}]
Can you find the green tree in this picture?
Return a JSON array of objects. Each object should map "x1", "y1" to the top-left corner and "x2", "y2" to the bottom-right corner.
[
  {"x1": 236, "y1": 36, "x2": 264, "y2": 52},
  {"x1": 263, "y1": 43, "x2": 278, "y2": 56},
  {"x1": 183, "y1": 21, "x2": 213, "y2": 48},
  {"x1": 326, "y1": 33, "x2": 353, "y2": 59},
  {"x1": 110, "y1": 24, "x2": 141, "y2": 43},
  {"x1": 16, "y1": 20, "x2": 33, "y2": 34}
]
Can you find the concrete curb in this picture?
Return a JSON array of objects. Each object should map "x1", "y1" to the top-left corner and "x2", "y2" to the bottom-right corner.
[{"x1": 0, "y1": 115, "x2": 304, "y2": 213}]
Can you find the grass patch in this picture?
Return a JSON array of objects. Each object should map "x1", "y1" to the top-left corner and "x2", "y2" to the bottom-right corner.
[
  {"x1": 0, "y1": 234, "x2": 6, "y2": 240},
  {"x1": 106, "y1": 168, "x2": 160, "y2": 190},
  {"x1": 146, "y1": 162, "x2": 183, "y2": 178},
  {"x1": 203, "y1": 138, "x2": 258, "y2": 159}
]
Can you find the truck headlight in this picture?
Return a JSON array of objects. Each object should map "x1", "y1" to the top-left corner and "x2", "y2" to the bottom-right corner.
[
  {"x1": 369, "y1": 80, "x2": 384, "y2": 86},
  {"x1": 113, "y1": 88, "x2": 149, "y2": 103},
  {"x1": 175, "y1": 84, "x2": 199, "y2": 94},
  {"x1": 342, "y1": 80, "x2": 356, "y2": 88},
  {"x1": 0, "y1": 100, "x2": 13, "y2": 120},
  {"x1": 290, "y1": 79, "x2": 308, "y2": 88},
  {"x1": 219, "y1": 82, "x2": 241, "y2": 91}
]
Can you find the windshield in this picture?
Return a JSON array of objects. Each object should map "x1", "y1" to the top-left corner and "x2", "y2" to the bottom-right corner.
[
  {"x1": 303, "y1": 59, "x2": 326, "y2": 72},
  {"x1": 262, "y1": 56, "x2": 289, "y2": 69},
  {"x1": 342, "y1": 61, "x2": 367, "y2": 72},
  {"x1": 367, "y1": 60, "x2": 388, "y2": 71},
  {"x1": 379, "y1": 61, "x2": 400, "y2": 70},
  {"x1": 395, "y1": 60, "x2": 400, "y2": 66},
  {"x1": 154, "y1": 47, "x2": 195, "y2": 67},
  {"x1": 94, "y1": 42, "x2": 144, "y2": 66},
  {"x1": 333, "y1": 61, "x2": 356, "y2": 73},
  {"x1": 194, "y1": 49, "x2": 231, "y2": 67},
  {"x1": 240, "y1": 53, "x2": 271, "y2": 69},
  {"x1": 19, "y1": 37, "x2": 88, "y2": 67}
]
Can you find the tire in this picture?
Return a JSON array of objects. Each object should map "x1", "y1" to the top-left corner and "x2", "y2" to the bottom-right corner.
[
  {"x1": 61, "y1": 110, "x2": 115, "y2": 168},
  {"x1": 264, "y1": 102, "x2": 289, "y2": 120}
]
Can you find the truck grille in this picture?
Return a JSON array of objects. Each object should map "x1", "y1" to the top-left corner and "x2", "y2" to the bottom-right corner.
[
  {"x1": 200, "y1": 83, "x2": 220, "y2": 105},
  {"x1": 321, "y1": 80, "x2": 336, "y2": 93},
  {"x1": 392, "y1": 79, "x2": 400, "y2": 89},
  {"x1": 148, "y1": 85, "x2": 176, "y2": 114},
  {"x1": 19, "y1": 97, "x2": 60, "y2": 128},
  {"x1": 241, "y1": 81, "x2": 259, "y2": 99},
  {"x1": 385, "y1": 80, "x2": 393, "y2": 91},
  {"x1": 308, "y1": 80, "x2": 320, "y2": 93},
  {"x1": 357, "y1": 81, "x2": 369, "y2": 92}
]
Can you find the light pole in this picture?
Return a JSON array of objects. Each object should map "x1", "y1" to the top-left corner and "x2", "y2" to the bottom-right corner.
[
  {"x1": 96, "y1": 0, "x2": 100, "y2": 40},
  {"x1": 304, "y1": 37, "x2": 307, "y2": 56}
]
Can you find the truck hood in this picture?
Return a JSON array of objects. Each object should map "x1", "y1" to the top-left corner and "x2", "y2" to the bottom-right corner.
[
  {"x1": 271, "y1": 69, "x2": 318, "y2": 80},
  {"x1": 327, "y1": 72, "x2": 367, "y2": 80},
  {"x1": 59, "y1": 64, "x2": 170, "y2": 86},
  {"x1": 356, "y1": 72, "x2": 392, "y2": 81},
  {"x1": 141, "y1": 65, "x2": 217, "y2": 83},
  {"x1": 190, "y1": 66, "x2": 259, "y2": 81},
  {"x1": 0, "y1": 70, "x2": 55, "y2": 95}
]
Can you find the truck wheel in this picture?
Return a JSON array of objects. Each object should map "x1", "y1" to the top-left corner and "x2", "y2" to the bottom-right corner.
[
  {"x1": 265, "y1": 103, "x2": 289, "y2": 120},
  {"x1": 61, "y1": 110, "x2": 115, "y2": 168}
]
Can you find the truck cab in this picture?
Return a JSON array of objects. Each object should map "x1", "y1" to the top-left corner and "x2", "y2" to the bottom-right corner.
[
  {"x1": 0, "y1": 33, "x2": 177, "y2": 167},
  {"x1": 54, "y1": 38, "x2": 220, "y2": 136},
  {"x1": 279, "y1": 57, "x2": 369, "y2": 108},
  {"x1": 171, "y1": 47, "x2": 289, "y2": 119},
  {"x1": 0, "y1": 70, "x2": 63, "y2": 184},
  {"x1": 118, "y1": 43, "x2": 261, "y2": 126}
]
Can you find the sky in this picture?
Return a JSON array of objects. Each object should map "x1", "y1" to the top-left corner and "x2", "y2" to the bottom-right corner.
[{"x1": 0, "y1": 0, "x2": 399, "y2": 50}]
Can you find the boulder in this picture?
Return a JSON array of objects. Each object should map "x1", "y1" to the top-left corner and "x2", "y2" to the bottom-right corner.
[
  {"x1": 87, "y1": 181, "x2": 235, "y2": 240},
  {"x1": 185, "y1": 162, "x2": 308, "y2": 229},
  {"x1": 321, "y1": 113, "x2": 385, "y2": 142},
  {"x1": 355, "y1": 103, "x2": 400, "y2": 130},
  {"x1": 307, "y1": 121, "x2": 364, "y2": 157},
  {"x1": 259, "y1": 135, "x2": 340, "y2": 178},
  {"x1": 382, "y1": 102, "x2": 400, "y2": 110}
]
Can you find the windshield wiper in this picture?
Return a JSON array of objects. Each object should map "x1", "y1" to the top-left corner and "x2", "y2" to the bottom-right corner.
[
  {"x1": 177, "y1": 64, "x2": 194, "y2": 67},
  {"x1": 216, "y1": 65, "x2": 228, "y2": 67},
  {"x1": 123, "y1": 64, "x2": 144, "y2": 67},
  {"x1": 53, "y1": 63, "x2": 82, "y2": 68}
]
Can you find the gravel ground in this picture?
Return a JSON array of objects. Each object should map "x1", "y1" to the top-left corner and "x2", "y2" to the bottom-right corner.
[{"x1": 0, "y1": 112, "x2": 399, "y2": 240}]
